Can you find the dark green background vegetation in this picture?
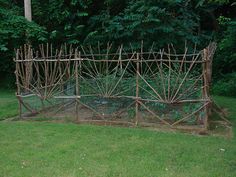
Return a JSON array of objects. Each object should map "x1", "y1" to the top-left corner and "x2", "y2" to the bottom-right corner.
[{"x1": 0, "y1": 0, "x2": 235, "y2": 96}]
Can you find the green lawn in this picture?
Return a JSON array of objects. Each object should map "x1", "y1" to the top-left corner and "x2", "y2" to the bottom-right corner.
[
  {"x1": 0, "y1": 90, "x2": 236, "y2": 177},
  {"x1": 0, "y1": 89, "x2": 18, "y2": 120}
]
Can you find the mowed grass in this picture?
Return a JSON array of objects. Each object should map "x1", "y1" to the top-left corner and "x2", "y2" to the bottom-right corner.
[
  {"x1": 0, "y1": 89, "x2": 18, "y2": 120},
  {"x1": 0, "y1": 90, "x2": 236, "y2": 177}
]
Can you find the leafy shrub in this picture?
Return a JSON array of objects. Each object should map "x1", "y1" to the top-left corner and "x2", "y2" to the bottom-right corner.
[
  {"x1": 85, "y1": 0, "x2": 209, "y2": 49},
  {"x1": 212, "y1": 72, "x2": 236, "y2": 97},
  {"x1": 213, "y1": 18, "x2": 236, "y2": 76},
  {"x1": 0, "y1": 0, "x2": 47, "y2": 87}
]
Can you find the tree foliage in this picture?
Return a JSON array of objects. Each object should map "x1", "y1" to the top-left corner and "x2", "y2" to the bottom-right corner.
[
  {"x1": 85, "y1": 0, "x2": 207, "y2": 49},
  {"x1": 214, "y1": 17, "x2": 236, "y2": 75},
  {"x1": 0, "y1": 0, "x2": 46, "y2": 76},
  {"x1": 31, "y1": 0, "x2": 92, "y2": 44},
  {"x1": 0, "y1": 0, "x2": 235, "y2": 87}
]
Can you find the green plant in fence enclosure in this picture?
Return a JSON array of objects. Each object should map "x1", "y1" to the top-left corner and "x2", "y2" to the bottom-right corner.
[
  {"x1": 138, "y1": 68, "x2": 202, "y2": 101},
  {"x1": 79, "y1": 71, "x2": 136, "y2": 96},
  {"x1": 171, "y1": 110, "x2": 182, "y2": 121},
  {"x1": 127, "y1": 107, "x2": 135, "y2": 120}
]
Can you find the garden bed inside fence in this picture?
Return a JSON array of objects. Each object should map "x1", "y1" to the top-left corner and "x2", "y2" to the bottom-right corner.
[{"x1": 15, "y1": 43, "x2": 218, "y2": 132}]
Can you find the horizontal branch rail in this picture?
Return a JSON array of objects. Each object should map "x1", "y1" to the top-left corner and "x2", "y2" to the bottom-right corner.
[{"x1": 14, "y1": 42, "x2": 217, "y2": 131}]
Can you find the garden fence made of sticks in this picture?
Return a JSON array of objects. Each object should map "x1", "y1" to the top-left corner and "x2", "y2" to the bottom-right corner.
[{"x1": 14, "y1": 42, "x2": 218, "y2": 131}]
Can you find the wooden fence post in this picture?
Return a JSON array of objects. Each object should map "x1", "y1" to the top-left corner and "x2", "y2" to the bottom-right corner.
[
  {"x1": 15, "y1": 50, "x2": 22, "y2": 119},
  {"x1": 135, "y1": 52, "x2": 140, "y2": 126},
  {"x1": 202, "y1": 47, "x2": 211, "y2": 129},
  {"x1": 203, "y1": 43, "x2": 217, "y2": 129},
  {"x1": 75, "y1": 50, "x2": 80, "y2": 122}
]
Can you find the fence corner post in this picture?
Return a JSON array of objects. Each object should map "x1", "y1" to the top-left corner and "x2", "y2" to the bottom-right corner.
[{"x1": 135, "y1": 52, "x2": 140, "y2": 126}]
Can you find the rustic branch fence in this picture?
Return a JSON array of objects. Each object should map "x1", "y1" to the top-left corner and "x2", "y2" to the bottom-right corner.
[{"x1": 14, "y1": 43, "x2": 217, "y2": 131}]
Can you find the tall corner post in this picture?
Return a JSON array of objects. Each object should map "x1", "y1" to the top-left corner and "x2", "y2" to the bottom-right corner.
[
  {"x1": 202, "y1": 48, "x2": 210, "y2": 130},
  {"x1": 15, "y1": 50, "x2": 22, "y2": 119},
  {"x1": 135, "y1": 52, "x2": 140, "y2": 126},
  {"x1": 75, "y1": 50, "x2": 80, "y2": 122}
]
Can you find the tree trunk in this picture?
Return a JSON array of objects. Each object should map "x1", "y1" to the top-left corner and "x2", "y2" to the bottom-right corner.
[{"x1": 24, "y1": 0, "x2": 32, "y2": 21}]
